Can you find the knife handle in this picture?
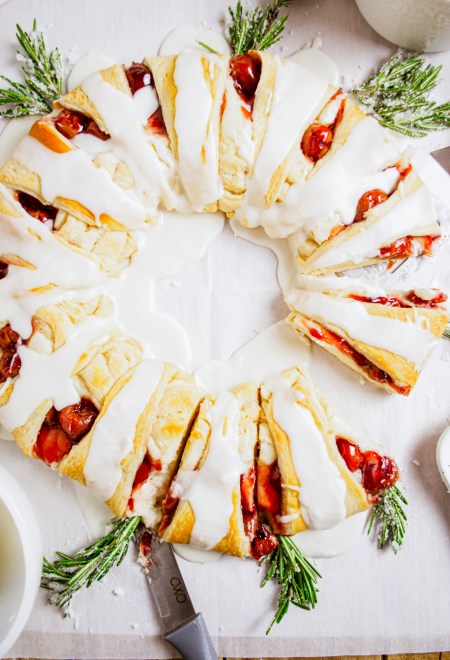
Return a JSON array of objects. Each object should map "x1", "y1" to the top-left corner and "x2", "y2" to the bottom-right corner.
[{"x1": 164, "y1": 612, "x2": 218, "y2": 660}]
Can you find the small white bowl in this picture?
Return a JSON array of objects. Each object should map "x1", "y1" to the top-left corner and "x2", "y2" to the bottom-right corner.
[{"x1": 0, "y1": 464, "x2": 42, "y2": 658}]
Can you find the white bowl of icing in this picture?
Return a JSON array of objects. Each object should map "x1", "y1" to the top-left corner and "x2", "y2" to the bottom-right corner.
[
  {"x1": 355, "y1": 0, "x2": 450, "y2": 52},
  {"x1": 0, "y1": 464, "x2": 42, "y2": 658}
]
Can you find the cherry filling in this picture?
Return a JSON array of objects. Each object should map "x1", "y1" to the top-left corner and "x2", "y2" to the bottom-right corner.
[
  {"x1": 256, "y1": 460, "x2": 281, "y2": 514},
  {"x1": 240, "y1": 466, "x2": 257, "y2": 540},
  {"x1": 301, "y1": 93, "x2": 345, "y2": 163},
  {"x1": 147, "y1": 107, "x2": 167, "y2": 136},
  {"x1": 33, "y1": 398, "x2": 99, "y2": 465},
  {"x1": 301, "y1": 124, "x2": 333, "y2": 163},
  {"x1": 349, "y1": 290, "x2": 447, "y2": 309},
  {"x1": 125, "y1": 62, "x2": 153, "y2": 94},
  {"x1": 229, "y1": 53, "x2": 262, "y2": 115},
  {"x1": 0, "y1": 325, "x2": 21, "y2": 383},
  {"x1": 354, "y1": 189, "x2": 389, "y2": 223},
  {"x1": 54, "y1": 109, "x2": 110, "y2": 141},
  {"x1": 380, "y1": 234, "x2": 439, "y2": 259},
  {"x1": 305, "y1": 322, "x2": 411, "y2": 396},
  {"x1": 17, "y1": 192, "x2": 58, "y2": 226},
  {"x1": 159, "y1": 486, "x2": 180, "y2": 537},
  {"x1": 336, "y1": 437, "x2": 399, "y2": 499},
  {"x1": 0, "y1": 262, "x2": 8, "y2": 280},
  {"x1": 251, "y1": 523, "x2": 278, "y2": 560},
  {"x1": 128, "y1": 454, "x2": 164, "y2": 511}
]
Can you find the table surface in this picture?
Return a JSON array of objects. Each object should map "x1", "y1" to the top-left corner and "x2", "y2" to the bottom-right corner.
[{"x1": 6, "y1": 654, "x2": 450, "y2": 659}]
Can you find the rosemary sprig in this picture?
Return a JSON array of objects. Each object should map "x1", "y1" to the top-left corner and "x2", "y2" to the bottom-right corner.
[
  {"x1": 260, "y1": 535, "x2": 321, "y2": 634},
  {"x1": 41, "y1": 516, "x2": 140, "y2": 608},
  {"x1": 443, "y1": 326, "x2": 450, "y2": 339},
  {"x1": 351, "y1": 50, "x2": 450, "y2": 137},
  {"x1": 367, "y1": 485, "x2": 408, "y2": 552},
  {"x1": 0, "y1": 20, "x2": 64, "y2": 118},
  {"x1": 227, "y1": 0, "x2": 292, "y2": 55}
]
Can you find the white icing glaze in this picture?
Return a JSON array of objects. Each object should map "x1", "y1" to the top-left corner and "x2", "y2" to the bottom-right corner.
[
  {"x1": 71, "y1": 481, "x2": 112, "y2": 540},
  {"x1": 67, "y1": 53, "x2": 116, "y2": 92},
  {"x1": 292, "y1": 273, "x2": 386, "y2": 298},
  {"x1": 234, "y1": 58, "x2": 328, "y2": 235},
  {"x1": 173, "y1": 50, "x2": 224, "y2": 211},
  {"x1": 286, "y1": 287, "x2": 437, "y2": 367},
  {"x1": 0, "y1": 314, "x2": 115, "y2": 432},
  {"x1": 81, "y1": 73, "x2": 177, "y2": 211},
  {"x1": 436, "y1": 425, "x2": 450, "y2": 492},
  {"x1": 13, "y1": 136, "x2": 150, "y2": 228},
  {"x1": 221, "y1": 81, "x2": 255, "y2": 166},
  {"x1": 289, "y1": 43, "x2": 339, "y2": 86},
  {"x1": 84, "y1": 359, "x2": 163, "y2": 502},
  {"x1": 313, "y1": 183, "x2": 437, "y2": 269},
  {"x1": 174, "y1": 391, "x2": 246, "y2": 550},
  {"x1": 270, "y1": 378, "x2": 347, "y2": 529},
  {"x1": 172, "y1": 543, "x2": 222, "y2": 563},
  {"x1": 259, "y1": 117, "x2": 401, "y2": 242},
  {"x1": 159, "y1": 26, "x2": 230, "y2": 56}
]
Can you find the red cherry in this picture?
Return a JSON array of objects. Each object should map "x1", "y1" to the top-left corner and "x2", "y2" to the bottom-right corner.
[
  {"x1": 125, "y1": 62, "x2": 153, "y2": 95},
  {"x1": 354, "y1": 189, "x2": 389, "y2": 223},
  {"x1": 0, "y1": 262, "x2": 8, "y2": 280},
  {"x1": 0, "y1": 325, "x2": 20, "y2": 351},
  {"x1": 405, "y1": 290, "x2": 447, "y2": 308},
  {"x1": 17, "y1": 192, "x2": 58, "y2": 225},
  {"x1": 34, "y1": 426, "x2": 72, "y2": 464},
  {"x1": 361, "y1": 450, "x2": 399, "y2": 495},
  {"x1": 0, "y1": 350, "x2": 21, "y2": 381},
  {"x1": 132, "y1": 455, "x2": 152, "y2": 490},
  {"x1": 58, "y1": 398, "x2": 99, "y2": 441},
  {"x1": 229, "y1": 54, "x2": 261, "y2": 102},
  {"x1": 256, "y1": 461, "x2": 280, "y2": 514},
  {"x1": 336, "y1": 437, "x2": 364, "y2": 472},
  {"x1": 54, "y1": 109, "x2": 86, "y2": 139},
  {"x1": 252, "y1": 524, "x2": 278, "y2": 560},
  {"x1": 301, "y1": 124, "x2": 333, "y2": 162},
  {"x1": 84, "y1": 119, "x2": 110, "y2": 141}
]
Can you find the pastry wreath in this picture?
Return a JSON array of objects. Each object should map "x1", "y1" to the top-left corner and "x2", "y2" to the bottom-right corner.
[{"x1": 0, "y1": 51, "x2": 447, "y2": 559}]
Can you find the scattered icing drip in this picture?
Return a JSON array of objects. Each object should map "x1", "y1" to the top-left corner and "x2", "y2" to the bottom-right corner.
[
  {"x1": 159, "y1": 26, "x2": 230, "y2": 56},
  {"x1": 289, "y1": 37, "x2": 339, "y2": 86},
  {"x1": 293, "y1": 510, "x2": 368, "y2": 558},
  {"x1": 71, "y1": 481, "x2": 112, "y2": 540},
  {"x1": 174, "y1": 391, "x2": 245, "y2": 550},
  {"x1": 196, "y1": 321, "x2": 310, "y2": 391},
  {"x1": 173, "y1": 543, "x2": 222, "y2": 563},
  {"x1": 84, "y1": 360, "x2": 163, "y2": 502}
]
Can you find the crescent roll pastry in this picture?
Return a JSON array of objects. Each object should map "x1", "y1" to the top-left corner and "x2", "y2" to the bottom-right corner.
[
  {"x1": 127, "y1": 370, "x2": 203, "y2": 528},
  {"x1": 0, "y1": 110, "x2": 155, "y2": 232},
  {"x1": 259, "y1": 367, "x2": 369, "y2": 536},
  {"x1": 146, "y1": 50, "x2": 227, "y2": 213},
  {"x1": 289, "y1": 166, "x2": 441, "y2": 274},
  {"x1": 286, "y1": 274, "x2": 449, "y2": 395},
  {"x1": 159, "y1": 384, "x2": 260, "y2": 558}
]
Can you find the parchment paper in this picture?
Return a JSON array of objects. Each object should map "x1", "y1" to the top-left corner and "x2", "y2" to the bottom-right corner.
[{"x1": 1, "y1": 0, "x2": 450, "y2": 657}]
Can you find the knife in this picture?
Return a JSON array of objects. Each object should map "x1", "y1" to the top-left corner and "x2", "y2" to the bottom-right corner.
[
  {"x1": 389, "y1": 145, "x2": 450, "y2": 274},
  {"x1": 136, "y1": 527, "x2": 218, "y2": 660}
]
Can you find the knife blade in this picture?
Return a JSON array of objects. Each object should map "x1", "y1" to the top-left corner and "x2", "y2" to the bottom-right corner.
[
  {"x1": 388, "y1": 145, "x2": 450, "y2": 274},
  {"x1": 136, "y1": 527, "x2": 218, "y2": 660}
]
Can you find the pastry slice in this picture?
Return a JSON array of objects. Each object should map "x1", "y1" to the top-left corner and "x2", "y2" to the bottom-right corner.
[
  {"x1": 286, "y1": 274, "x2": 448, "y2": 395},
  {"x1": 231, "y1": 56, "x2": 331, "y2": 234},
  {"x1": 0, "y1": 111, "x2": 153, "y2": 231},
  {"x1": 159, "y1": 384, "x2": 260, "y2": 558},
  {"x1": 218, "y1": 51, "x2": 276, "y2": 214},
  {"x1": 257, "y1": 366, "x2": 401, "y2": 536},
  {"x1": 146, "y1": 50, "x2": 227, "y2": 212},
  {"x1": 126, "y1": 370, "x2": 203, "y2": 528},
  {"x1": 56, "y1": 63, "x2": 177, "y2": 212}
]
